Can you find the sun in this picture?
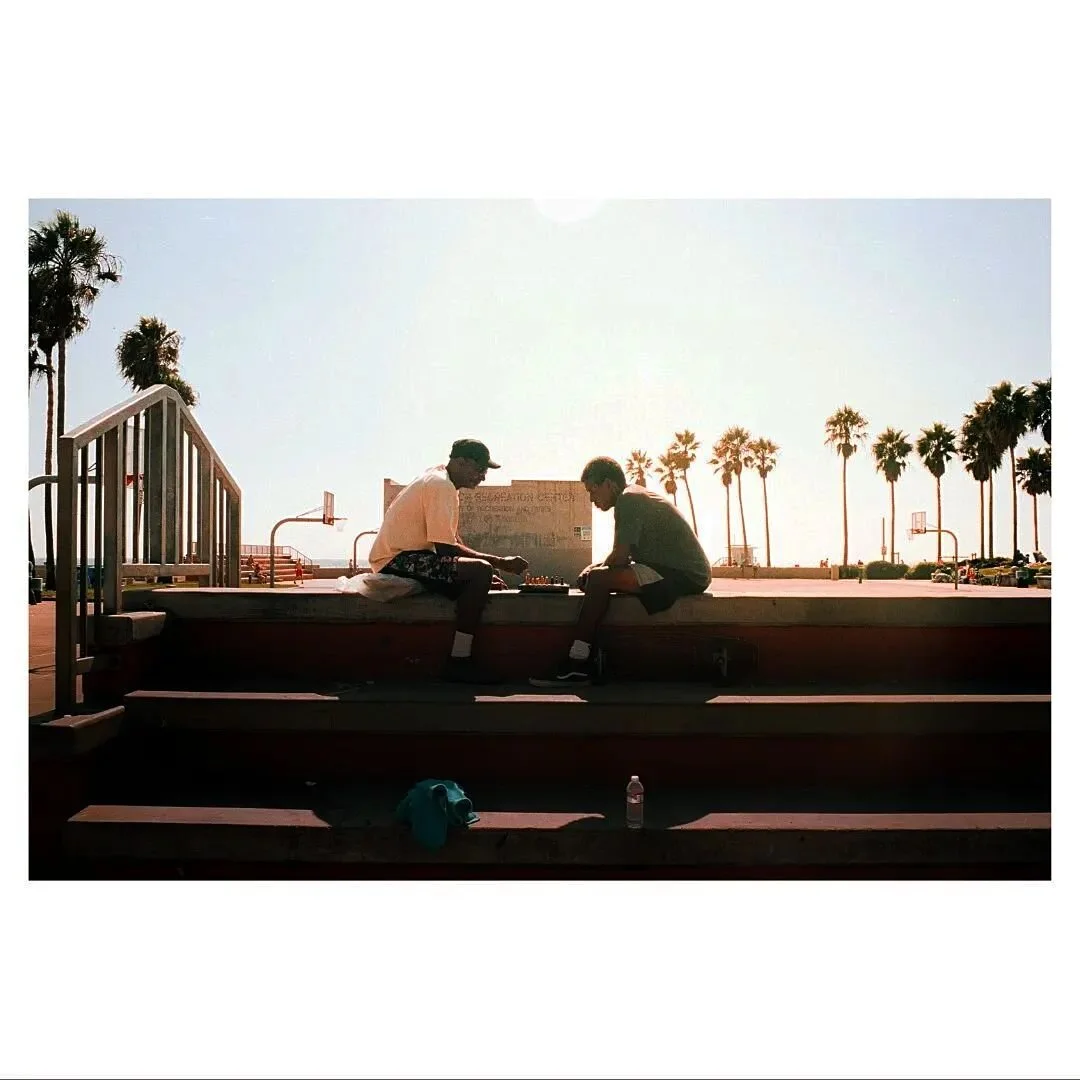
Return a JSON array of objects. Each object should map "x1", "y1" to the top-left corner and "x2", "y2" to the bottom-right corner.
[{"x1": 532, "y1": 199, "x2": 605, "y2": 224}]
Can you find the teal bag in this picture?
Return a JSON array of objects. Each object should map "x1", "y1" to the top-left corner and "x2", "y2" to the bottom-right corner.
[{"x1": 395, "y1": 779, "x2": 480, "y2": 850}]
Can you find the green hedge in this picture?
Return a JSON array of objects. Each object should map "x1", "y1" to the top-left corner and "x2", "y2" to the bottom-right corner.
[
  {"x1": 905, "y1": 561, "x2": 939, "y2": 580},
  {"x1": 865, "y1": 560, "x2": 909, "y2": 579}
]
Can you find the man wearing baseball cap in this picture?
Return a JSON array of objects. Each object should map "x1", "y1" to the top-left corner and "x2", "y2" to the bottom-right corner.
[{"x1": 368, "y1": 438, "x2": 529, "y2": 683}]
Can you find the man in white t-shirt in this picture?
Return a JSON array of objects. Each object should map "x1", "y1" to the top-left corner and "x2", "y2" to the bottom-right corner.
[{"x1": 369, "y1": 438, "x2": 529, "y2": 683}]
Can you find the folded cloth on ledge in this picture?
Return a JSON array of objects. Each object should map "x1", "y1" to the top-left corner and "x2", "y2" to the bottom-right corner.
[
  {"x1": 334, "y1": 571, "x2": 427, "y2": 601},
  {"x1": 395, "y1": 779, "x2": 480, "y2": 850}
]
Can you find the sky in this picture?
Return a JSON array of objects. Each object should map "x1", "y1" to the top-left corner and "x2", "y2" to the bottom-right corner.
[{"x1": 27, "y1": 197, "x2": 1051, "y2": 567}]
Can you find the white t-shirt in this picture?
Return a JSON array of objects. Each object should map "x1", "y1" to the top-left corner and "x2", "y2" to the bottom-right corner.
[{"x1": 368, "y1": 466, "x2": 460, "y2": 572}]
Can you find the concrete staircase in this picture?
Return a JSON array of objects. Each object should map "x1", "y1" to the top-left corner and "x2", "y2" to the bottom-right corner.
[{"x1": 31, "y1": 585, "x2": 1051, "y2": 879}]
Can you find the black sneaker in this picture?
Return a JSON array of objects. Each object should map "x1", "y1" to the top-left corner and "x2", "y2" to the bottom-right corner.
[
  {"x1": 441, "y1": 657, "x2": 502, "y2": 685},
  {"x1": 528, "y1": 657, "x2": 594, "y2": 688}
]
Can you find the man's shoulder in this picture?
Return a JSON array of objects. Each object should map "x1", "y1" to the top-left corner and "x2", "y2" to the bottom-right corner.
[{"x1": 420, "y1": 467, "x2": 455, "y2": 491}]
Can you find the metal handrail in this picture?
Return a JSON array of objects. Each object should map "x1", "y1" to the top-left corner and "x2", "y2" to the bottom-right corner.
[{"x1": 54, "y1": 384, "x2": 242, "y2": 715}]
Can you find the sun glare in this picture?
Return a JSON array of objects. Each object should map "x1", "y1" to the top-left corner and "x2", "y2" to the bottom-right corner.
[{"x1": 532, "y1": 199, "x2": 605, "y2": 224}]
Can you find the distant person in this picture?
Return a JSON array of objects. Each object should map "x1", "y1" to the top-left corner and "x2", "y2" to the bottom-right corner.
[
  {"x1": 369, "y1": 438, "x2": 529, "y2": 683},
  {"x1": 529, "y1": 456, "x2": 711, "y2": 686},
  {"x1": 294, "y1": 558, "x2": 304, "y2": 586}
]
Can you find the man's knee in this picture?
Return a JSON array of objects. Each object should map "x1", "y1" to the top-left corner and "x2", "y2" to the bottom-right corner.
[
  {"x1": 584, "y1": 567, "x2": 614, "y2": 592},
  {"x1": 456, "y1": 557, "x2": 494, "y2": 588}
]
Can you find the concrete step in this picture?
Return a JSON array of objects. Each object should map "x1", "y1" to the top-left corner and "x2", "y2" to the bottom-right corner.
[
  {"x1": 160, "y1": 617, "x2": 1050, "y2": 689},
  {"x1": 120, "y1": 685, "x2": 1050, "y2": 789},
  {"x1": 61, "y1": 794, "x2": 1050, "y2": 879}
]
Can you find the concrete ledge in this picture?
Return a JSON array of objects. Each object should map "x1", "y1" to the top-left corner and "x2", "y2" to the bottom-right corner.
[
  {"x1": 123, "y1": 688, "x2": 1051, "y2": 736},
  {"x1": 64, "y1": 803, "x2": 1050, "y2": 868},
  {"x1": 30, "y1": 706, "x2": 126, "y2": 758},
  {"x1": 86, "y1": 611, "x2": 168, "y2": 647},
  {"x1": 143, "y1": 585, "x2": 1050, "y2": 628}
]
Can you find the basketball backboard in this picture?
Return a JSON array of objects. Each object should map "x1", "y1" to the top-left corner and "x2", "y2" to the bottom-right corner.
[
  {"x1": 910, "y1": 511, "x2": 926, "y2": 536},
  {"x1": 323, "y1": 491, "x2": 335, "y2": 525}
]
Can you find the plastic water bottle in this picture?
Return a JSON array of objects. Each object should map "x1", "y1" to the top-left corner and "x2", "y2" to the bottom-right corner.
[{"x1": 626, "y1": 775, "x2": 644, "y2": 829}]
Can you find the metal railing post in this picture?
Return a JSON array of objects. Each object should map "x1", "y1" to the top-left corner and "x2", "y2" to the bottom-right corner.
[{"x1": 352, "y1": 530, "x2": 378, "y2": 571}]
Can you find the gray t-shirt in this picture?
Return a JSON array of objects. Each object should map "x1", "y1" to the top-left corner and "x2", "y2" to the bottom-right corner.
[{"x1": 613, "y1": 485, "x2": 712, "y2": 588}]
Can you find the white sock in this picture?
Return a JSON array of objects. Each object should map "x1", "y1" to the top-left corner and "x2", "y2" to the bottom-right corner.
[
  {"x1": 569, "y1": 639, "x2": 591, "y2": 661},
  {"x1": 451, "y1": 632, "x2": 474, "y2": 659}
]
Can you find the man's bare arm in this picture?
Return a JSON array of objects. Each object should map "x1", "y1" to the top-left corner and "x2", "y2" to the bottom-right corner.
[{"x1": 433, "y1": 541, "x2": 528, "y2": 576}]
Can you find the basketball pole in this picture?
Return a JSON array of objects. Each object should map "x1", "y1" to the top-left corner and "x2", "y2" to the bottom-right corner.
[
  {"x1": 911, "y1": 514, "x2": 960, "y2": 592},
  {"x1": 268, "y1": 512, "x2": 347, "y2": 587}
]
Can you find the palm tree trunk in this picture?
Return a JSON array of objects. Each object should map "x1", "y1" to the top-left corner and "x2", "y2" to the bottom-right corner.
[
  {"x1": 1032, "y1": 493, "x2": 1039, "y2": 552},
  {"x1": 988, "y1": 471, "x2": 995, "y2": 559},
  {"x1": 736, "y1": 472, "x2": 748, "y2": 563},
  {"x1": 682, "y1": 475, "x2": 699, "y2": 535},
  {"x1": 725, "y1": 486, "x2": 732, "y2": 566},
  {"x1": 889, "y1": 480, "x2": 896, "y2": 562},
  {"x1": 44, "y1": 356, "x2": 56, "y2": 591},
  {"x1": 978, "y1": 481, "x2": 985, "y2": 560},
  {"x1": 1010, "y1": 446, "x2": 1018, "y2": 557},
  {"x1": 762, "y1": 474, "x2": 772, "y2": 567},
  {"x1": 841, "y1": 455, "x2": 849, "y2": 567},
  {"x1": 935, "y1": 476, "x2": 942, "y2": 562},
  {"x1": 57, "y1": 336, "x2": 67, "y2": 439}
]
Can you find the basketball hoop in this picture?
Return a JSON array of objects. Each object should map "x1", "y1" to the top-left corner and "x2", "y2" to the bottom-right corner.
[{"x1": 335, "y1": 518, "x2": 346, "y2": 533}]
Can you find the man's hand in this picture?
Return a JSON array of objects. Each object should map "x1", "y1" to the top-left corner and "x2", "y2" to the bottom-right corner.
[{"x1": 499, "y1": 555, "x2": 529, "y2": 576}]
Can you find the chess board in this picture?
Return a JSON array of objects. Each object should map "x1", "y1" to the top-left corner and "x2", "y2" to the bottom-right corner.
[{"x1": 516, "y1": 583, "x2": 571, "y2": 594}]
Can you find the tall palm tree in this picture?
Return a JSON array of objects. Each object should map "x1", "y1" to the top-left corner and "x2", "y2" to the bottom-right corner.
[
  {"x1": 959, "y1": 404, "x2": 997, "y2": 560},
  {"x1": 718, "y1": 464, "x2": 734, "y2": 565},
  {"x1": 654, "y1": 452, "x2": 679, "y2": 505},
  {"x1": 1015, "y1": 447, "x2": 1050, "y2": 553},
  {"x1": 28, "y1": 268, "x2": 79, "y2": 590},
  {"x1": 669, "y1": 429, "x2": 700, "y2": 535},
  {"x1": 624, "y1": 450, "x2": 653, "y2": 487},
  {"x1": 712, "y1": 426, "x2": 752, "y2": 563},
  {"x1": 824, "y1": 406, "x2": 869, "y2": 567},
  {"x1": 1029, "y1": 378, "x2": 1050, "y2": 445},
  {"x1": 915, "y1": 422, "x2": 958, "y2": 563},
  {"x1": 746, "y1": 437, "x2": 779, "y2": 567},
  {"x1": 872, "y1": 428, "x2": 913, "y2": 563},
  {"x1": 29, "y1": 211, "x2": 122, "y2": 440},
  {"x1": 986, "y1": 380, "x2": 1032, "y2": 559},
  {"x1": 116, "y1": 316, "x2": 198, "y2": 405}
]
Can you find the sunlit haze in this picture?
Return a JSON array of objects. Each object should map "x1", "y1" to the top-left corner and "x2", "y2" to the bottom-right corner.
[{"x1": 27, "y1": 198, "x2": 1050, "y2": 567}]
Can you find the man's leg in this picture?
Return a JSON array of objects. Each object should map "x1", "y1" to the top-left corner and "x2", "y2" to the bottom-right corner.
[
  {"x1": 569, "y1": 565, "x2": 640, "y2": 648},
  {"x1": 529, "y1": 565, "x2": 641, "y2": 686},
  {"x1": 451, "y1": 557, "x2": 495, "y2": 648}
]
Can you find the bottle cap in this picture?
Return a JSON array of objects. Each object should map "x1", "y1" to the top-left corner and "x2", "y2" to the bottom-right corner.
[{"x1": 629, "y1": 775, "x2": 639, "y2": 782}]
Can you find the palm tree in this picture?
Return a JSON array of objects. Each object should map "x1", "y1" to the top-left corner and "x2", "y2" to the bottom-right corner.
[
  {"x1": 718, "y1": 464, "x2": 734, "y2": 565},
  {"x1": 746, "y1": 437, "x2": 779, "y2": 567},
  {"x1": 824, "y1": 406, "x2": 869, "y2": 567},
  {"x1": 872, "y1": 428, "x2": 913, "y2": 563},
  {"x1": 985, "y1": 380, "x2": 1032, "y2": 559},
  {"x1": 915, "y1": 422, "x2": 958, "y2": 563},
  {"x1": 29, "y1": 211, "x2": 122, "y2": 440},
  {"x1": 669, "y1": 429, "x2": 700, "y2": 535},
  {"x1": 1015, "y1": 447, "x2": 1050, "y2": 553},
  {"x1": 28, "y1": 268, "x2": 79, "y2": 590},
  {"x1": 712, "y1": 426, "x2": 752, "y2": 563},
  {"x1": 654, "y1": 452, "x2": 679, "y2": 505},
  {"x1": 116, "y1": 316, "x2": 197, "y2": 405},
  {"x1": 959, "y1": 403, "x2": 997, "y2": 560},
  {"x1": 624, "y1": 450, "x2": 653, "y2": 487},
  {"x1": 1029, "y1": 378, "x2": 1050, "y2": 445}
]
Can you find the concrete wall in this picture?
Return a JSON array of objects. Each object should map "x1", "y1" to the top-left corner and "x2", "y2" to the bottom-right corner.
[
  {"x1": 712, "y1": 565, "x2": 840, "y2": 580},
  {"x1": 384, "y1": 477, "x2": 592, "y2": 583}
]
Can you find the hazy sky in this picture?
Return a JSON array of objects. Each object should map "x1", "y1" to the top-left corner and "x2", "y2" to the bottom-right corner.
[{"x1": 27, "y1": 198, "x2": 1050, "y2": 565}]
